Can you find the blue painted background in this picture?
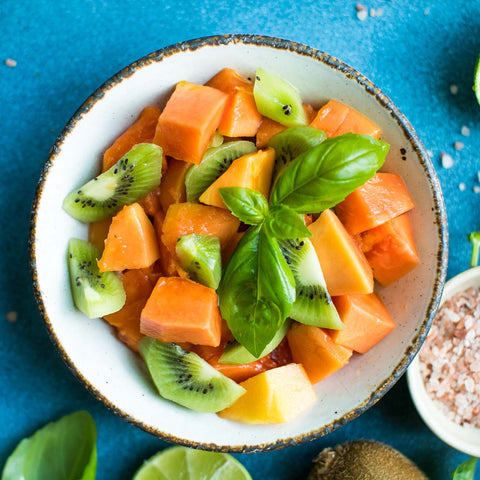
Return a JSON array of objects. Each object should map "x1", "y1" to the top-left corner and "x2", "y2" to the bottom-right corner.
[{"x1": 1, "y1": 0, "x2": 480, "y2": 478}]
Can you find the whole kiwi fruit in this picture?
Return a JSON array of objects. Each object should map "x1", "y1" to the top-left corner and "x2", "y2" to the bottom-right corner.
[{"x1": 308, "y1": 440, "x2": 428, "y2": 480}]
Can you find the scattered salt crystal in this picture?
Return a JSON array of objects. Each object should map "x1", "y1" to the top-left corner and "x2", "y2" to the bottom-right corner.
[
  {"x1": 459, "y1": 183, "x2": 466, "y2": 191},
  {"x1": 5, "y1": 58, "x2": 16, "y2": 68},
  {"x1": 424, "y1": 7, "x2": 430, "y2": 15},
  {"x1": 6, "y1": 311, "x2": 17, "y2": 323},
  {"x1": 356, "y1": 3, "x2": 366, "y2": 11},
  {"x1": 375, "y1": 7, "x2": 384, "y2": 16},
  {"x1": 454, "y1": 141, "x2": 465, "y2": 151},
  {"x1": 440, "y1": 152, "x2": 453, "y2": 169},
  {"x1": 474, "y1": 186, "x2": 480, "y2": 194},
  {"x1": 370, "y1": 7, "x2": 376, "y2": 16},
  {"x1": 462, "y1": 126, "x2": 471, "y2": 137},
  {"x1": 450, "y1": 84, "x2": 459, "y2": 95},
  {"x1": 357, "y1": 9, "x2": 368, "y2": 20},
  {"x1": 465, "y1": 377, "x2": 475, "y2": 393}
]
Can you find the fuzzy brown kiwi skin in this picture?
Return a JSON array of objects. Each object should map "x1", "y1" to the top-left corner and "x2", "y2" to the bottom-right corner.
[{"x1": 308, "y1": 440, "x2": 428, "y2": 480}]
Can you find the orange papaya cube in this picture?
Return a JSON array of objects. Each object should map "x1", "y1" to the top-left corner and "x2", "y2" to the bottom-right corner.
[
  {"x1": 360, "y1": 212, "x2": 420, "y2": 286},
  {"x1": 205, "y1": 67, "x2": 253, "y2": 94},
  {"x1": 199, "y1": 149, "x2": 275, "y2": 209},
  {"x1": 137, "y1": 186, "x2": 162, "y2": 217},
  {"x1": 155, "y1": 81, "x2": 228, "y2": 164},
  {"x1": 88, "y1": 217, "x2": 112, "y2": 252},
  {"x1": 335, "y1": 172, "x2": 415, "y2": 235},
  {"x1": 140, "y1": 277, "x2": 222, "y2": 347},
  {"x1": 330, "y1": 293, "x2": 395, "y2": 354},
  {"x1": 152, "y1": 211, "x2": 179, "y2": 276},
  {"x1": 308, "y1": 209, "x2": 374, "y2": 296},
  {"x1": 103, "y1": 266, "x2": 160, "y2": 351},
  {"x1": 98, "y1": 203, "x2": 160, "y2": 272},
  {"x1": 335, "y1": 107, "x2": 381, "y2": 139},
  {"x1": 286, "y1": 323, "x2": 353, "y2": 384},
  {"x1": 217, "y1": 363, "x2": 315, "y2": 424},
  {"x1": 161, "y1": 202, "x2": 240, "y2": 259},
  {"x1": 158, "y1": 158, "x2": 191, "y2": 214},
  {"x1": 102, "y1": 106, "x2": 161, "y2": 172}
]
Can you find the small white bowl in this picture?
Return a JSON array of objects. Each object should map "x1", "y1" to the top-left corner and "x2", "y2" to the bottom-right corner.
[
  {"x1": 30, "y1": 35, "x2": 447, "y2": 451},
  {"x1": 407, "y1": 267, "x2": 480, "y2": 456}
]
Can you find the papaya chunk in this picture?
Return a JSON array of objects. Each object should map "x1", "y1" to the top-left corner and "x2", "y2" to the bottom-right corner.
[
  {"x1": 88, "y1": 217, "x2": 112, "y2": 252},
  {"x1": 140, "y1": 277, "x2": 222, "y2": 347},
  {"x1": 359, "y1": 212, "x2": 420, "y2": 286},
  {"x1": 102, "y1": 106, "x2": 161, "y2": 172},
  {"x1": 152, "y1": 211, "x2": 179, "y2": 276},
  {"x1": 205, "y1": 67, "x2": 253, "y2": 94},
  {"x1": 286, "y1": 323, "x2": 353, "y2": 384},
  {"x1": 308, "y1": 209, "x2": 374, "y2": 296},
  {"x1": 330, "y1": 293, "x2": 395, "y2": 354},
  {"x1": 158, "y1": 158, "x2": 191, "y2": 214},
  {"x1": 335, "y1": 172, "x2": 415, "y2": 235},
  {"x1": 155, "y1": 81, "x2": 228, "y2": 164},
  {"x1": 98, "y1": 203, "x2": 160, "y2": 272},
  {"x1": 137, "y1": 186, "x2": 162, "y2": 217}
]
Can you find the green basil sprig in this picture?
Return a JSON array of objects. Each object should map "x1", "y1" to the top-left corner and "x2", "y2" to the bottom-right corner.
[
  {"x1": 219, "y1": 187, "x2": 268, "y2": 225},
  {"x1": 270, "y1": 133, "x2": 389, "y2": 213},
  {"x1": 452, "y1": 457, "x2": 478, "y2": 479},
  {"x1": 264, "y1": 205, "x2": 311, "y2": 239}
]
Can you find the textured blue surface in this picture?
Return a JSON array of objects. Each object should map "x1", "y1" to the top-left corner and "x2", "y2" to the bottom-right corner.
[{"x1": 1, "y1": 0, "x2": 480, "y2": 478}]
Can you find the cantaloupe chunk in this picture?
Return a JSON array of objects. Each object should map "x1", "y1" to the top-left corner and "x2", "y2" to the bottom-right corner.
[
  {"x1": 88, "y1": 217, "x2": 112, "y2": 252},
  {"x1": 155, "y1": 81, "x2": 228, "y2": 164},
  {"x1": 310, "y1": 99, "x2": 381, "y2": 139},
  {"x1": 330, "y1": 293, "x2": 395, "y2": 354},
  {"x1": 308, "y1": 209, "x2": 374, "y2": 296},
  {"x1": 98, "y1": 203, "x2": 160, "y2": 272},
  {"x1": 217, "y1": 363, "x2": 315, "y2": 424},
  {"x1": 102, "y1": 106, "x2": 161, "y2": 172},
  {"x1": 335, "y1": 172, "x2": 415, "y2": 235},
  {"x1": 286, "y1": 323, "x2": 353, "y2": 384},
  {"x1": 161, "y1": 203, "x2": 240, "y2": 260},
  {"x1": 359, "y1": 212, "x2": 420, "y2": 286},
  {"x1": 158, "y1": 158, "x2": 191, "y2": 214},
  {"x1": 199, "y1": 149, "x2": 275, "y2": 209},
  {"x1": 140, "y1": 277, "x2": 222, "y2": 347}
]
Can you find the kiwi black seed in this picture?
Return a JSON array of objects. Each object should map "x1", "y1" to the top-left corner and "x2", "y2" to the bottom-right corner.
[
  {"x1": 308, "y1": 440, "x2": 429, "y2": 480},
  {"x1": 279, "y1": 237, "x2": 344, "y2": 329},
  {"x1": 63, "y1": 143, "x2": 163, "y2": 223},
  {"x1": 67, "y1": 238, "x2": 126, "y2": 319},
  {"x1": 139, "y1": 338, "x2": 245, "y2": 413},
  {"x1": 185, "y1": 140, "x2": 257, "y2": 202},
  {"x1": 268, "y1": 126, "x2": 327, "y2": 185}
]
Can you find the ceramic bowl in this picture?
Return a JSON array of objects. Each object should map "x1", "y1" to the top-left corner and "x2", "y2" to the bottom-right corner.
[
  {"x1": 30, "y1": 34, "x2": 447, "y2": 451},
  {"x1": 407, "y1": 267, "x2": 480, "y2": 456}
]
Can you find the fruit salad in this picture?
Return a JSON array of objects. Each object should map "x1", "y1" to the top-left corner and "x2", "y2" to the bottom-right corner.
[{"x1": 63, "y1": 67, "x2": 420, "y2": 424}]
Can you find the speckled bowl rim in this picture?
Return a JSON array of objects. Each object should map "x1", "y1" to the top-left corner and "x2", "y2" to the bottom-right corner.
[{"x1": 29, "y1": 34, "x2": 448, "y2": 453}]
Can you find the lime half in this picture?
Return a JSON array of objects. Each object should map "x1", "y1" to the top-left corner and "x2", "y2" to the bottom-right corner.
[
  {"x1": 133, "y1": 446, "x2": 252, "y2": 480},
  {"x1": 474, "y1": 52, "x2": 480, "y2": 105}
]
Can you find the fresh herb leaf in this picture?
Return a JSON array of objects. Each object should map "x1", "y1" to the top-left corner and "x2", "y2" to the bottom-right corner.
[
  {"x1": 219, "y1": 187, "x2": 269, "y2": 225},
  {"x1": 1, "y1": 411, "x2": 97, "y2": 480},
  {"x1": 468, "y1": 232, "x2": 480, "y2": 268},
  {"x1": 265, "y1": 205, "x2": 312, "y2": 239},
  {"x1": 218, "y1": 225, "x2": 295, "y2": 357},
  {"x1": 270, "y1": 133, "x2": 389, "y2": 213},
  {"x1": 452, "y1": 456, "x2": 478, "y2": 479}
]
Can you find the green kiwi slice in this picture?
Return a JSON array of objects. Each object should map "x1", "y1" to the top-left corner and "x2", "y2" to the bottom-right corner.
[
  {"x1": 219, "y1": 319, "x2": 290, "y2": 365},
  {"x1": 279, "y1": 238, "x2": 344, "y2": 329},
  {"x1": 175, "y1": 234, "x2": 222, "y2": 289},
  {"x1": 139, "y1": 338, "x2": 246, "y2": 413},
  {"x1": 253, "y1": 67, "x2": 307, "y2": 128},
  {"x1": 268, "y1": 126, "x2": 327, "y2": 185},
  {"x1": 185, "y1": 141, "x2": 257, "y2": 202},
  {"x1": 63, "y1": 143, "x2": 163, "y2": 223},
  {"x1": 67, "y1": 238, "x2": 126, "y2": 319}
]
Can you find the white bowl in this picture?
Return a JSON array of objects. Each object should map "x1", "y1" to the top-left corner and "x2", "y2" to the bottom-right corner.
[
  {"x1": 407, "y1": 267, "x2": 480, "y2": 456},
  {"x1": 30, "y1": 34, "x2": 447, "y2": 451}
]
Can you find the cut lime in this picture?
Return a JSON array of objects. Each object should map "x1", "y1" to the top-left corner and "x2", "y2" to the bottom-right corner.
[
  {"x1": 133, "y1": 446, "x2": 252, "y2": 480},
  {"x1": 474, "y1": 52, "x2": 480, "y2": 105}
]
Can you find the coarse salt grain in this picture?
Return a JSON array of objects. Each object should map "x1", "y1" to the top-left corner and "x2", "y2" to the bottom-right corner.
[
  {"x1": 356, "y1": 3, "x2": 366, "y2": 11},
  {"x1": 459, "y1": 183, "x2": 466, "y2": 191},
  {"x1": 6, "y1": 311, "x2": 17, "y2": 323},
  {"x1": 424, "y1": 7, "x2": 430, "y2": 15},
  {"x1": 440, "y1": 152, "x2": 453, "y2": 169},
  {"x1": 462, "y1": 126, "x2": 471, "y2": 137},
  {"x1": 450, "y1": 85, "x2": 459, "y2": 95},
  {"x1": 454, "y1": 141, "x2": 464, "y2": 151},
  {"x1": 357, "y1": 9, "x2": 368, "y2": 20},
  {"x1": 5, "y1": 58, "x2": 16, "y2": 68},
  {"x1": 474, "y1": 186, "x2": 480, "y2": 194}
]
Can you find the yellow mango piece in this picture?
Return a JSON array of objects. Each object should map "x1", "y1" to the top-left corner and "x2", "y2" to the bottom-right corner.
[
  {"x1": 217, "y1": 363, "x2": 315, "y2": 424},
  {"x1": 199, "y1": 148, "x2": 275, "y2": 209}
]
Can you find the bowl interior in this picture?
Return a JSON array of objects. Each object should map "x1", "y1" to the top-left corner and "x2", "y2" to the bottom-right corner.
[
  {"x1": 31, "y1": 36, "x2": 446, "y2": 451},
  {"x1": 407, "y1": 267, "x2": 480, "y2": 456}
]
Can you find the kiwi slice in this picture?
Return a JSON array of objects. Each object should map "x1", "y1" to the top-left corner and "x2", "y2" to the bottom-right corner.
[
  {"x1": 219, "y1": 319, "x2": 290, "y2": 365},
  {"x1": 139, "y1": 338, "x2": 246, "y2": 413},
  {"x1": 210, "y1": 130, "x2": 224, "y2": 148},
  {"x1": 268, "y1": 126, "x2": 326, "y2": 184},
  {"x1": 175, "y1": 234, "x2": 222, "y2": 289},
  {"x1": 67, "y1": 238, "x2": 126, "y2": 319},
  {"x1": 308, "y1": 440, "x2": 428, "y2": 480},
  {"x1": 185, "y1": 141, "x2": 257, "y2": 202},
  {"x1": 63, "y1": 143, "x2": 163, "y2": 223},
  {"x1": 279, "y1": 238, "x2": 344, "y2": 329},
  {"x1": 253, "y1": 67, "x2": 307, "y2": 128}
]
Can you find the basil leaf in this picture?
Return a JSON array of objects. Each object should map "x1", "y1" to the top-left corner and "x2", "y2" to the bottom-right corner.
[
  {"x1": 219, "y1": 187, "x2": 269, "y2": 225},
  {"x1": 218, "y1": 225, "x2": 295, "y2": 357},
  {"x1": 270, "y1": 133, "x2": 389, "y2": 213},
  {"x1": 452, "y1": 457, "x2": 478, "y2": 479},
  {"x1": 2, "y1": 411, "x2": 97, "y2": 480},
  {"x1": 265, "y1": 205, "x2": 312, "y2": 239}
]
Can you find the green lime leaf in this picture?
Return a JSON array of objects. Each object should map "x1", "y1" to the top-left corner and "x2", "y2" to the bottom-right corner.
[
  {"x1": 474, "y1": 53, "x2": 480, "y2": 105},
  {"x1": 219, "y1": 187, "x2": 269, "y2": 225},
  {"x1": 133, "y1": 446, "x2": 252, "y2": 480},
  {"x1": 265, "y1": 205, "x2": 312, "y2": 239},
  {"x1": 1, "y1": 411, "x2": 97, "y2": 480},
  {"x1": 452, "y1": 456, "x2": 478, "y2": 479}
]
